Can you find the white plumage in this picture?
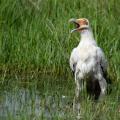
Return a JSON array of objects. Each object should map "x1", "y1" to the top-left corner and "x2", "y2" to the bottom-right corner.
[{"x1": 69, "y1": 18, "x2": 107, "y2": 100}]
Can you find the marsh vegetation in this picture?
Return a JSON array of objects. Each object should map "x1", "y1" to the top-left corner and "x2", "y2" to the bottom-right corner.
[{"x1": 0, "y1": 0, "x2": 120, "y2": 119}]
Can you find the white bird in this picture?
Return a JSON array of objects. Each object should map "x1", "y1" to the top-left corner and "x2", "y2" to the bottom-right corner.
[{"x1": 69, "y1": 18, "x2": 108, "y2": 100}]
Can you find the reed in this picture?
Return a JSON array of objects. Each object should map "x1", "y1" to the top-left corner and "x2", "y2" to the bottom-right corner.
[{"x1": 0, "y1": 0, "x2": 119, "y2": 77}]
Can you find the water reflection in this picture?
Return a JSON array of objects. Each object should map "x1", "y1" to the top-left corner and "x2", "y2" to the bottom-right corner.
[
  {"x1": 0, "y1": 75, "x2": 74, "y2": 119},
  {"x1": 0, "y1": 89, "x2": 41, "y2": 118}
]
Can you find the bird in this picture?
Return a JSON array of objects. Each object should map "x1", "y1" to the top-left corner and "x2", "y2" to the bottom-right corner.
[{"x1": 69, "y1": 18, "x2": 111, "y2": 100}]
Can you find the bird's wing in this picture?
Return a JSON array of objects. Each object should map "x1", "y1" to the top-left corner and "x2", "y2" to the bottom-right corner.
[
  {"x1": 69, "y1": 48, "x2": 77, "y2": 73},
  {"x1": 97, "y1": 47, "x2": 112, "y2": 86},
  {"x1": 96, "y1": 47, "x2": 107, "y2": 73}
]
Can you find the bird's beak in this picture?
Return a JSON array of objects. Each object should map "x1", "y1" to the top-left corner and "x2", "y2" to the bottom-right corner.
[{"x1": 69, "y1": 18, "x2": 80, "y2": 33}]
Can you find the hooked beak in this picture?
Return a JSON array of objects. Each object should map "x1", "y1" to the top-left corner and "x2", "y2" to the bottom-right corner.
[
  {"x1": 69, "y1": 18, "x2": 80, "y2": 33},
  {"x1": 69, "y1": 18, "x2": 89, "y2": 33}
]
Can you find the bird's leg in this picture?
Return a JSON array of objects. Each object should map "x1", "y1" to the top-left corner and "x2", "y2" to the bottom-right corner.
[
  {"x1": 96, "y1": 73, "x2": 107, "y2": 100},
  {"x1": 73, "y1": 71, "x2": 83, "y2": 119},
  {"x1": 75, "y1": 80, "x2": 83, "y2": 119},
  {"x1": 75, "y1": 79, "x2": 82, "y2": 98},
  {"x1": 74, "y1": 70, "x2": 83, "y2": 98}
]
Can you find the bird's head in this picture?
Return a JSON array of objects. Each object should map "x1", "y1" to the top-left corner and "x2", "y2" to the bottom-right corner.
[{"x1": 69, "y1": 18, "x2": 89, "y2": 33}]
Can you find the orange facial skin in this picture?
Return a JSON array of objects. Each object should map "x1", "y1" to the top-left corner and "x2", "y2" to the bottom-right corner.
[
  {"x1": 76, "y1": 18, "x2": 89, "y2": 26},
  {"x1": 69, "y1": 18, "x2": 89, "y2": 33}
]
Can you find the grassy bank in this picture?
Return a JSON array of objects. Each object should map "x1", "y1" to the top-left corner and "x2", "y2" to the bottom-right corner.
[{"x1": 0, "y1": 0, "x2": 120, "y2": 78}]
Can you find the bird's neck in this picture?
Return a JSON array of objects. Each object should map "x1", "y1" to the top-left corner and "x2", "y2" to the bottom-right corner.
[
  {"x1": 80, "y1": 28, "x2": 94, "y2": 41},
  {"x1": 78, "y1": 28, "x2": 97, "y2": 46}
]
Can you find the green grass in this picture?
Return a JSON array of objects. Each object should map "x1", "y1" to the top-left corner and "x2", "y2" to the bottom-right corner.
[
  {"x1": 0, "y1": 0, "x2": 120, "y2": 120},
  {"x1": 0, "y1": 0, "x2": 119, "y2": 76}
]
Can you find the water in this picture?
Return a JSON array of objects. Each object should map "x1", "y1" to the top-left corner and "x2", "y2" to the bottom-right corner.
[
  {"x1": 0, "y1": 75, "x2": 74, "y2": 120},
  {"x1": 0, "y1": 74, "x2": 120, "y2": 120}
]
